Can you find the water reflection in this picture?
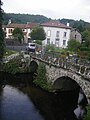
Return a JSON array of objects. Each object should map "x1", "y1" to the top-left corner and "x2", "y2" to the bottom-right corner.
[
  {"x1": 0, "y1": 85, "x2": 44, "y2": 120},
  {"x1": 74, "y1": 88, "x2": 88, "y2": 120},
  {"x1": 0, "y1": 72, "x2": 88, "y2": 120},
  {"x1": 18, "y1": 85, "x2": 80, "y2": 120}
]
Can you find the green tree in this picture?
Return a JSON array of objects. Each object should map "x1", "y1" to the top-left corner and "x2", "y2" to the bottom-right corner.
[
  {"x1": 0, "y1": 0, "x2": 4, "y2": 61},
  {"x1": 82, "y1": 30, "x2": 90, "y2": 49},
  {"x1": 68, "y1": 39, "x2": 81, "y2": 52},
  {"x1": 12, "y1": 27, "x2": 24, "y2": 44},
  {"x1": 31, "y1": 26, "x2": 46, "y2": 44}
]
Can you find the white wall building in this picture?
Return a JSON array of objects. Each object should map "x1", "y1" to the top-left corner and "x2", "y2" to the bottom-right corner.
[
  {"x1": 5, "y1": 22, "x2": 39, "y2": 43},
  {"x1": 41, "y1": 20, "x2": 72, "y2": 48}
]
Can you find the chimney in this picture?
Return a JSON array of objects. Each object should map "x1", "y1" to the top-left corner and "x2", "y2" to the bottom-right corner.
[
  {"x1": 67, "y1": 23, "x2": 69, "y2": 26},
  {"x1": 8, "y1": 19, "x2": 12, "y2": 24}
]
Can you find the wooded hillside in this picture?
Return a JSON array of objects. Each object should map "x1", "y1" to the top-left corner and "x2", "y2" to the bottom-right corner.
[{"x1": 3, "y1": 13, "x2": 90, "y2": 32}]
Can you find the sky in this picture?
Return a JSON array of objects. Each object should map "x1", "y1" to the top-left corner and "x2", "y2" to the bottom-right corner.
[{"x1": 2, "y1": 0, "x2": 90, "y2": 23}]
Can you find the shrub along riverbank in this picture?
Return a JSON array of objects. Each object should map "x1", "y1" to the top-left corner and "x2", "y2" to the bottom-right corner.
[
  {"x1": 33, "y1": 63, "x2": 52, "y2": 91},
  {"x1": 84, "y1": 106, "x2": 90, "y2": 120}
]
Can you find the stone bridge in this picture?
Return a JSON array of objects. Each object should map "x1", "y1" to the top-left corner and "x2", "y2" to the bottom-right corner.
[{"x1": 28, "y1": 53, "x2": 90, "y2": 103}]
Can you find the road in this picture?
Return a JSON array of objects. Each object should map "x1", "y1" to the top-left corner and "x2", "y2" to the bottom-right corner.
[
  {"x1": 6, "y1": 44, "x2": 42, "y2": 53},
  {"x1": 6, "y1": 45, "x2": 26, "y2": 52}
]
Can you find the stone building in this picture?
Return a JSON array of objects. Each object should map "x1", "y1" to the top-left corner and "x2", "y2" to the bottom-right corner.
[{"x1": 70, "y1": 28, "x2": 82, "y2": 43}]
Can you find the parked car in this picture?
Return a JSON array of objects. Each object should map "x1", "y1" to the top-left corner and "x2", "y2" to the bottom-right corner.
[{"x1": 26, "y1": 43, "x2": 36, "y2": 52}]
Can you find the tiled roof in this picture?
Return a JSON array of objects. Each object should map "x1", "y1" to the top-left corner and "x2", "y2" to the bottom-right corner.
[
  {"x1": 26, "y1": 23, "x2": 39, "y2": 28},
  {"x1": 41, "y1": 20, "x2": 72, "y2": 29},
  {"x1": 6, "y1": 23, "x2": 39, "y2": 29},
  {"x1": 6, "y1": 23, "x2": 26, "y2": 28}
]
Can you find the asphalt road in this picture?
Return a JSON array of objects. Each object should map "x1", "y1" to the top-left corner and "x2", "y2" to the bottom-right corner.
[
  {"x1": 6, "y1": 44, "x2": 42, "y2": 52},
  {"x1": 6, "y1": 45, "x2": 28, "y2": 52}
]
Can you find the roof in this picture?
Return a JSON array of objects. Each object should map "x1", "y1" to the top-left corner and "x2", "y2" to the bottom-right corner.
[
  {"x1": 26, "y1": 23, "x2": 39, "y2": 28},
  {"x1": 71, "y1": 28, "x2": 81, "y2": 33},
  {"x1": 6, "y1": 23, "x2": 26, "y2": 29},
  {"x1": 6, "y1": 23, "x2": 39, "y2": 29},
  {"x1": 41, "y1": 20, "x2": 72, "y2": 29}
]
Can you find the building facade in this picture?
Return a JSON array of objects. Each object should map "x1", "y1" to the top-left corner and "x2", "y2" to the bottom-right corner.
[
  {"x1": 70, "y1": 28, "x2": 82, "y2": 43},
  {"x1": 41, "y1": 20, "x2": 72, "y2": 48},
  {"x1": 4, "y1": 20, "x2": 82, "y2": 48},
  {"x1": 5, "y1": 22, "x2": 39, "y2": 43}
]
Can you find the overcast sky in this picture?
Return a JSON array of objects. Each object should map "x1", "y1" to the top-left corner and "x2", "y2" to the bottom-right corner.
[{"x1": 2, "y1": 0, "x2": 90, "y2": 23}]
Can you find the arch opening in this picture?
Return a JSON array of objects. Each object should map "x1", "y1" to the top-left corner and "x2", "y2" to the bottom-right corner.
[
  {"x1": 29, "y1": 61, "x2": 38, "y2": 73},
  {"x1": 53, "y1": 76, "x2": 80, "y2": 91},
  {"x1": 53, "y1": 76, "x2": 88, "y2": 119}
]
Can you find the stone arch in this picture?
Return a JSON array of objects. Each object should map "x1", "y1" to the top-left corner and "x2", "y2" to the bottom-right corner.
[
  {"x1": 46, "y1": 65, "x2": 90, "y2": 102},
  {"x1": 29, "y1": 60, "x2": 38, "y2": 73},
  {"x1": 53, "y1": 76, "x2": 88, "y2": 104},
  {"x1": 53, "y1": 76, "x2": 80, "y2": 91}
]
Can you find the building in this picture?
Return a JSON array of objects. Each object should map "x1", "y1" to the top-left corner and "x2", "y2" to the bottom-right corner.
[
  {"x1": 5, "y1": 22, "x2": 39, "y2": 43},
  {"x1": 70, "y1": 28, "x2": 82, "y2": 43},
  {"x1": 4, "y1": 20, "x2": 82, "y2": 48},
  {"x1": 41, "y1": 20, "x2": 72, "y2": 48}
]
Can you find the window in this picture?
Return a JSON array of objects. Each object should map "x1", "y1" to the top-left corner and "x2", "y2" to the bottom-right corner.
[
  {"x1": 47, "y1": 30, "x2": 51, "y2": 37},
  {"x1": 11, "y1": 29, "x2": 13, "y2": 33},
  {"x1": 47, "y1": 38, "x2": 50, "y2": 44},
  {"x1": 56, "y1": 38, "x2": 59, "y2": 41},
  {"x1": 75, "y1": 34, "x2": 77, "y2": 39},
  {"x1": 63, "y1": 40, "x2": 66, "y2": 45},
  {"x1": 55, "y1": 38, "x2": 59, "y2": 47},
  {"x1": 8, "y1": 29, "x2": 13, "y2": 33},
  {"x1": 63, "y1": 32, "x2": 67, "y2": 37},
  {"x1": 56, "y1": 31, "x2": 60, "y2": 37}
]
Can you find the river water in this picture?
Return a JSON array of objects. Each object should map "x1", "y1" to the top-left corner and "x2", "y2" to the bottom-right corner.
[{"x1": 0, "y1": 72, "x2": 88, "y2": 120}]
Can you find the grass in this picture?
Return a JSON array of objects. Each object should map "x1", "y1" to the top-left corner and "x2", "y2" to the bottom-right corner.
[{"x1": 4, "y1": 48, "x2": 18, "y2": 56}]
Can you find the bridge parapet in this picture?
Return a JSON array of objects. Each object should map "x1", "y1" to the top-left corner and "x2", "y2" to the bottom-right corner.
[{"x1": 30, "y1": 53, "x2": 90, "y2": 80}]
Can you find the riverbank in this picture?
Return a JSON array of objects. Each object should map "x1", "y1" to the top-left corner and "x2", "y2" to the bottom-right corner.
[{"x1": 84, "y1": 106, "x2": 90, "y2": 120}]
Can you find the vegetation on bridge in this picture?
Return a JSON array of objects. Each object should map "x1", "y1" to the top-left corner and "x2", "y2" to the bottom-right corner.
[
  {"x1": 33, "y1": 63, "x2": 52, "y2": 91},
  {"x1": 2, "y1": 53, "x2": 30, "y2": 74},
  {"x1": 2, "y1": 55, "x2": 24, "y2": 74}
]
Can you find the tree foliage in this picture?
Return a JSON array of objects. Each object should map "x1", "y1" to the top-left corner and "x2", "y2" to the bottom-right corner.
[
  {"x1": 31, "y1": 26, "x2": 46, "y2": 41},
  {"x1": 3, "y1": 13, "x2": 90, "y2": 33},
  {"x1": 3, "y1": 13, "x2": 49, "y2": 24},
  {"x1": 0, "y1": 0, "x2": 4, "y2": 60},
  {"x1": 82, "y1": 30, "x2": 90, "y2": 49},
  {"x1": 33, "y1": 63, "x2": 52, "y2": 90},
  {"x1": 67, "y1": 39, "x2": 81, "y2": 52},
  {"x1": 12, "y1": 27, "x2": 24, "y2": 44}
]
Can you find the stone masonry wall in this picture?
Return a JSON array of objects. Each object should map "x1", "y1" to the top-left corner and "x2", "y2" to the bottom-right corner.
[{"x1": 46, "y1": 65, "x2": 90, "y2": 103}]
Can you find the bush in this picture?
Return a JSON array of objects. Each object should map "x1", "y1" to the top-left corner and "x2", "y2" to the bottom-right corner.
[
  {"x1": 34, "y1": 40, "x2": 42, "y2": 45},
  {"x1": 68, "y1": 39, "x2": 81, "y2": 52},
  {"x1": 2, "y1": 55, "x2": 24, "y2": 74},
  {"x1": 84, "y1": 106, "x2": 90, "y2": 120},
  {"x1": 80, "y1": 47, "x2": 89, "y2": 51},
  {"x1": 33, "y1": 63, "x2": 52, "y2": 90},
  {"x1": 3, "y1": 59, "x2": 21, "y2": 74}
]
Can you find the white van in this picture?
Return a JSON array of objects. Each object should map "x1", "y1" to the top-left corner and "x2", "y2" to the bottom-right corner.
[{"x1": 26, "y1": 43, "x2": 36, "y2": 52}]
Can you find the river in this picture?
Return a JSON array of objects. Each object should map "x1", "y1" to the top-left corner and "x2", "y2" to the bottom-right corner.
[{"x1": 0, "y1": 72, "x2": 88, "y2": 120}]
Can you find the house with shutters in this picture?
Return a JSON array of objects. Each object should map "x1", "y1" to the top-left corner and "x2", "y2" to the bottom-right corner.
[{"x1": 41, "y1": 20, "x2": 72, "y2": 48}]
